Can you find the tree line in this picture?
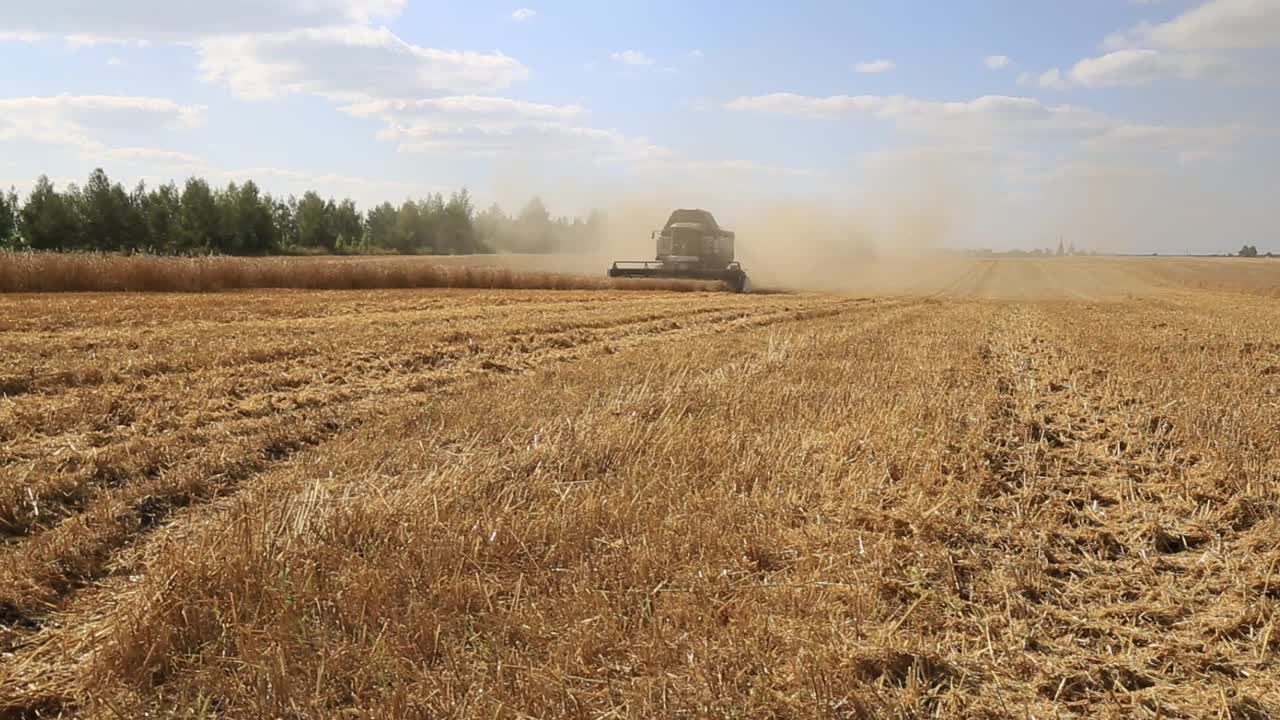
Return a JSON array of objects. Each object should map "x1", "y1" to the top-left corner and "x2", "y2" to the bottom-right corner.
[
  {"x1": 0, "y1": 169, "x2": 604, "y2": 256},
  {"x1": 1237, "y1": 245, "x2": 1273, "y2": 258}
]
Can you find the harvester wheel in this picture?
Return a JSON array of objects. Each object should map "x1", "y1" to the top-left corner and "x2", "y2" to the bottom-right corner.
[{"x1": 724, "y1": 272, "x2": 750, "y2": 293}]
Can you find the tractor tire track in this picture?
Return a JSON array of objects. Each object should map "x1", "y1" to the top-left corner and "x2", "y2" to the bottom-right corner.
[
  {"x1": 0, "y1": 297, "x2": 855, "y2": 537},
  {"x1": 0, "y1": 296, "x2": 925, "y2": 719},
  {"x1": 0, "y1": 296, "x2": 885, "y2": 678},
  {"x1": 969, "y1": 304, "x2": 1276, "y2": 717},
  {"x1": 0, "y1": 295, "x2": 782, "y2": 416}
]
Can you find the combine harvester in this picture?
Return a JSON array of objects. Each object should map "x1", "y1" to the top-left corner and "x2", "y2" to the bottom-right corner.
[{"x1": 608, "y1": 209, "x2": 751, "y2": 293}]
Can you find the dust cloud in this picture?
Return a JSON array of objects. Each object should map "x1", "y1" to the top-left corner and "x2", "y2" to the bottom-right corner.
[
  {"x1": 1036, "y1": 147, "x2": 1252, "y2": 258},
  {"x1": 488, "y1": 128, "x2": 1270, "y2": 296},
  {"x1": 579, "y1": 151, "x2": 981, "y2": 294}
]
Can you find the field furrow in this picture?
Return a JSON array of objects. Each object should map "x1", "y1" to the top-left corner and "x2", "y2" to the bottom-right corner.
[
  {"x1": 962, "y1": 304, "x2": 1278, "y2": 717},
  {"x1": 0, "y1": 291, "x2": 876, "y2": 685},
  {"x1": 1, "y1": 297, "x2": 861, "y2": 539},
  {"x1": 0, "y1": 294, "x2": 786, "y2": 398},
  {"x1": 0, "y1": 300, "x2": 768, "y2": 456},
  {"x1": 1, "y1": 257, "x2": 1277, "y2": 719},
  {"x1": 0, "y1": 296, "x2": 924, "y2": 717}
]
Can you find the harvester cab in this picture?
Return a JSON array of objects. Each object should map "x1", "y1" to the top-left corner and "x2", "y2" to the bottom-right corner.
[{"x1": 608, "y1": 209, "x2": 751, "y2": 292}]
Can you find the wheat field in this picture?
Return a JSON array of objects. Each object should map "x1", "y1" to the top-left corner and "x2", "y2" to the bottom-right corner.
[
  {"x1": 1, "y1": 256, "x2": 1278, "y2": 718},
  {"x1": 0, "y1": 253, "x2": 719, "y2": 294}
]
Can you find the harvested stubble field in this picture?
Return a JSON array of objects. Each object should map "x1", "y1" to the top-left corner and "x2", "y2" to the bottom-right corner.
[{"x1": 1, "y1": 256, "x2": 1278, "y2": 718}]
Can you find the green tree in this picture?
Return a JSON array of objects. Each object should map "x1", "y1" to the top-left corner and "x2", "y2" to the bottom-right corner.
[
  {"x1": 19, "y1": 176, "x2": 81, "y2": 250},
  {"x1": 474, "y1": 202, "x2": 508, "y2": 251},
  {"x1": 229, "y1": 180, "x2": 276, "y2": 254},
  {"x1": 442, "y1": 189, "x2": 475, "y2": 254},
  {"x1": 295, "y1": 191, "x2": 336, "y2": 251},
  {"x1": 332, "y1": 198, "x2": 363, "y2": 253},
  {"x1": 366, "y1": 201, "x2": 399, "y2": 250},
  {"x1": 272, "y1": 196, "x2": 298, "y2": 249},
  {"x1": 2, "y1": 169, "x2": 607, "y2": 257},
  {"x1": 119, "y1": 180, "x2": 149, "y2": 252},
  {"x1": 143, "y1": 182, "x2": 182, "y2": 252},
  {"x1": 420, "y1": 193, "x2": 444, "y2": 252},
  {"x1": 0, "y1": 187, "x2": 17, "y2": 248},
  {"x1": 179, "y1": 178, "x2": 220, "y2": 252},
  {"x1": 213, "y1": 182, "x2": 239, "y2": 252},
  {"x1": 78, "y1": 168, "x2": 135, "y2": 251},
  {"x1": 1239, "y1": 244, "x2": 1259, "y2": 258},
  {"x1": 393, "y1": 200, "x2": 423, "y2": 253}
]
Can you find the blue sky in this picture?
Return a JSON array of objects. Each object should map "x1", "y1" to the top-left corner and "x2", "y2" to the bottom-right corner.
[{"x1": 1, "y1": 0, "x2": 1277, "y2": 252}]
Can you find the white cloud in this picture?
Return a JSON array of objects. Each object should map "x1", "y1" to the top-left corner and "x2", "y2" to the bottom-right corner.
[
  {"x1": 1083, "y1": 122, "x2": 1253, "y2": 163},
  {"x1": 726, "y1": 93, "x2": 1107, "y2": 141},
  {"x1": 1036, "y1": 49, "x2": 1239, "y2": 88},
  {"x1": 1173, "y1": 149, "x2": 1215, "y2": 165},
  {"x1": 1075, "y1": 49, "x2": 1234, "y2": 84},
  {"x1": 98, "y1": 147, "x2": 204, "y2": 165},
  {"x1": 5, "y1": 0, "x2": 407, "y2": 40},
  {"x1": 689, "y1": 49, "x2": 704, "y2": 58},
  {"x1": 858, "y1": 144, "x2": 1047, "y2": 195},
  {"x1": 342, "y1": 96, "x2": 681, "y2": 169},
  {"x1": 1035, "y1": 68, "x2": 1069, "y2": 89},
  {"x1": 511, "y1": 7, "x2": 536, "y2": 21},
  {"x1": 887, "y1": 96, "x2": 1110, "y2": 141},
  {"x1": 0, "y1": 31, "x2": 46, "y2": 43},
  {"x1": 334, "y1": 94, "x2": 679, "y2": 168},
  {"x1": 0, "y1": 95, "x2": 207, "y2": 163},
  {"x1": 984, "y1": 55, "x2": 1010, "y2": 69},
  {"x1": 1055, "y1": 1, "x2": 1275, "y2": 90},
  {"x1": 64, "y1": 33, "x2": 150, "y2": 49},
  {"x1": 107, "y1": 56, "x2": 123, "y2": 66},
  {"x1": 344, "y1": 95, "x2": 582, "y2": 120},
  {"x1": 610, "y1": 49, "x2": 655, "y2": 66},
  {"x1": 195, "y1": 26, "x2": 528, "y2": 100},
  {"x1": 684, "y1": 159, "x2": 823, "y2": 178},
  {"x1": 393, "y1": 126, "x2": 822, "y2": 190},
  {"x1": 854, "y1": 59, "x2": 895, "y2": 73},
  {"x1": 728, "y1": 89, "x2": 1257, "y2": 180},
  {"x1": 726, "y1": 93, "x2": 883, "y2": 118},
  {"x1": 1118, "y1": 0, "x2": 1280, "y2": 50},
  {"x1": 341, "y1": 101, "x2": 806, "y2": 182},
  {"x1": 397, "y1": 124, "x2": 675, "y2": 164},
  {"x1": 207, "y1": 166, "x2": 433, "y2": 199},
  {"x1": 341, "y1": 95, "x2": 585, "y2": 138},
  {"x1": 608, "y1": 50, "x2": 675, "y2": 74},
  {"x1": 0, "y1": 95, "x2": 206, "y2": 131},
  {"x1": 8, "y1": 0, "x2": 541, "y2": 162}
]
